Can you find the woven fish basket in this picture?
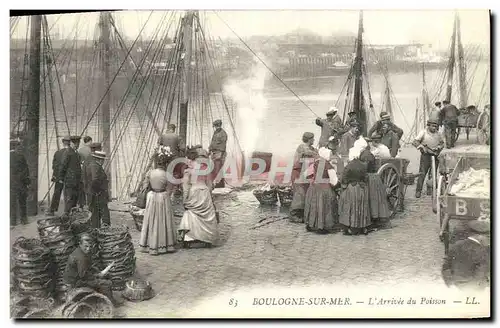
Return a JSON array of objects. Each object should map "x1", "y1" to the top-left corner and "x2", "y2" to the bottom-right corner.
[
  {"x1": 69, "y1": 209, "x2": 92, "y2": 235},
  {"x1": 130, "y1": 212, "x2": 144, "y2": 232},
  {"x1": 276, "y1": 186, "x2": 293, "y2": 206},
  {"x1": 62, "y1": 291, "x2": 113, "y2": 319},
  {"x1": 122, "y1": 279, "x2": 154, "y2": 302},
  {"x1": 13, "y1": 296, "x2": 55, "y2": 318},
  {"x1": 253, "y1": 188, "x2": 278, "y2": 206}
]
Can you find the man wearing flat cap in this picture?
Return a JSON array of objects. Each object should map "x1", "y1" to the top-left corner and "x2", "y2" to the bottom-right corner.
[
  {"x1": 64, "y1": 233, "x2": 119, "y2": 305},
  {"x1": 77, "y1": 136, "x2": 93, "y2": 209},
  {"x1": 337, "y1": 110, "x2": 359, "y2": 136},
  {"x1": 81, "y1": 142, "x2": 102, "y2": 207},
  {"x1": 439, "y1": 100, "x2": 459, "y2": 148},
  {"x1": 86, "y1": 151, "x2": 111, "y2": 228},
  {"x1": 10, "y1": 139, "x2": 30, "y2": 226},
  {"x1": 367, "y1": 112, "x2": 404, "y2": 141},
  {"x1": 339, "y1": 120, "x2": 361, "y2": 157},
  {"x1": 315, "y1": 107, "x2": 343, "y2": 148},
  {"x1": 58, "y1": 135, "x2": 83, "y2": 214},
  {"x1": 209, "y1": 119, "x2": 228, "y2": 188},
  {"x1": 46, "y1": 136, "x2": 71, "y2": 215}
]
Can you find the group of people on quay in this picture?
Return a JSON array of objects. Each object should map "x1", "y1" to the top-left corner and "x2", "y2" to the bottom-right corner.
[{"x1": 287, "y1": 98, "x2": 471, "y2": 235}]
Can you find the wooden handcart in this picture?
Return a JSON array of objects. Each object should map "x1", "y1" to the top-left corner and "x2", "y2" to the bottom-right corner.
[
  {"x1": 453, "y1": 108, "x2": 490, "y2": 145},
  {"x1": 340, "y1": 157, "x2": 414, "y2": 219},
  {"x1": 433, "y1": 152, "x2": 490, "y2": 255}
]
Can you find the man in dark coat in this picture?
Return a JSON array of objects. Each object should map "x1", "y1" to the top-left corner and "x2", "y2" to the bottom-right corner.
[
  {"x1": 86, "y1": 151, "x2": 111, "y2": 228},
  {"x1": 315, "y1": 107, "x2": 343, "y2": 147},
  {"x1": 158, "y1": 124, "x2": 183, "y2": 157},
  {"x1": 157, "y1": 124, "x2": 184, "y2": 182},
  {"x1": 368, "y1": 112, "x2": 404, "y2": 141},
  {"x1": 82, "y1": 142, "x2": 102, "y2": 207},
  {"x1": 209, "y1": 119, "x2": 228, "y2": 188},
  {"x1": 378, "y1": 122, "x2": 400, "y2": 158},
  {"x1": 10, "y1": 139, "x2": 30, "y2": 226},
  {"x1": 59, "y1": 135, "x2": 82, "y2": 214},
  {"x1": 339, "y1": 120, "x2": 360, "y2": 157},
  {"x1": 77, "y1": 136, "x2": 93, "y2": 209},
  {"x1": 439, "y1": 100, "x2": 459, "y2": 148},
  {"x1": 45, "y1": 137, "x2": 70, "y2": 215},
  {"x1": 63, "y1": 233, "x2": 119, "y2": 304}
]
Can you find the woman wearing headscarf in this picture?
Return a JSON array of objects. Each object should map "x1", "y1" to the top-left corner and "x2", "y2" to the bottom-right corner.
[
  {"x1": 178, "y1": 147, "x2": 218, "y2": 248},
  {"x1": 290, "y1": 132, "x2": 318, "y2": 223},
  {"x1": 338, "y1": 139, "x2": 371, "y2": 235},
  {"x1": 139, "y1": 147, "x2": 177, "y2": 255},
  {"x1": 304, "y1": 146, "x2": 340, "y2": 234},
  {"x1": 360, "y1": 135, "x2": 391, "y2": 222},
  {"x1": 367, "y1": 133, "x2": 391, "y2": 159}
]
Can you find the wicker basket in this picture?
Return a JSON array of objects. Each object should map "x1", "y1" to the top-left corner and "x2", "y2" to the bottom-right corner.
[
  {"x1": 403, "y1": 173, "x2": 420, "y2": 186},
  {"x1": 253, "y1": 188, "x2": 278, "y2": 205},
  {"x1": 130, "y1": 212, "x2": 144, "y2": 232},
  {"x1": 122, "y1": 279, "x2": 154, "y2": 302},
  {"x1": 276, "y1": 186, "x2": 293, "y2": 206}
]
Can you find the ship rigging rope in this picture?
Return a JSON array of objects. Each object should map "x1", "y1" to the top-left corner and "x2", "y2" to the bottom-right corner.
[
  {"x1": 104, "y1": 12, "x2": 175, "y2": 172},
  {"x1": 12, "y1": 15, "x2": 84, "y2": 133},
  {"x1": 196, "y1": 13, "x2": 244, "y2": 153},
  {"x1": 116, "y1": 13, "x2": 182, "y2": 196},
  {"x1": 102, "y1": 11, "x2": 170, "y2": 144},
  {"x1": 78, "y1": 11, "x2": 154, "y2": 138},
  {"x1": 213, "y1": 11, "x2": 319, "y2": 118}
]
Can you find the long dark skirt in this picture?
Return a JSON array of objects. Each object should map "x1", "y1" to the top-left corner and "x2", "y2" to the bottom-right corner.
[
  {"x1": 289, "y1": 182, "x2": 309, "y2": 222},
  {"x1": 304, "y1": 183, "x2": 338, "y2": 232},
  {"x1": 367, "y1": 173, "x2": 391, "y2": 219},
  {"x1": 338, "y1": 183, "x2": 371, "y2": 229}
]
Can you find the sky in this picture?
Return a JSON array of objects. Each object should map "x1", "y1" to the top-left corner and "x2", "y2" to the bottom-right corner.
[{"x1": 11, "y1": 10, "x2": 490, "y2": 49}]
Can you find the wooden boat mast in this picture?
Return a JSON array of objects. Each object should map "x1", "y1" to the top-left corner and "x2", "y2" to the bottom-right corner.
[
  {"x1": 456, "y1": 13, "x2": 468, "y2": 108},
  {"x1": 25, "y1": 15, "x2": 42, "y2": 215},
  {"x1": 99, "y1": 12, "x2": 113, "y2": 195},
  {"x1": 353, "y1": 10, "x2": 367, "y2": 136},
  {"x1": 179, "y1": 11, "x2": 196, "y2": 147},
  {"x1": 445, "y1": 13, "x2": 457, "y2": 102}
]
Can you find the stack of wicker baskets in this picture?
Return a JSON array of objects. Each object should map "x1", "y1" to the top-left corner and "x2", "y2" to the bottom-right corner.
[
  {"x1": 97, "y1": 225, "x2": 136, "y2": 291},
  {"x1": 12, "y1": 237, "x2": 54, "y2": 299},
  {"x1": 37, "y1": 216, "x2": 76, "y2": 301}
]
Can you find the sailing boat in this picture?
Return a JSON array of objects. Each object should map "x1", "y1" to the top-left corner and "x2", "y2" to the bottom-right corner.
[
  {"x1": 10, "y1": 11, "x2": 245, "y2": 213},
  {"x1": 423, "y1": 11, "x2": 490, "y2": 145},
  {"x1": 335, "y1": 11, "x2": 406, "y2": 138}
]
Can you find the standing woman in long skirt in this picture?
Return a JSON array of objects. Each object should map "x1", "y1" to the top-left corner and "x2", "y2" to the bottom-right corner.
[
  {"x1": 178, "y1": 148, "x2": 218, "y2": 248},
  {"x1": 338, "y1": 141, "x2": 371, "y2": 235},
  {"x1": 363, "y1": 134, "x2": 391, "y2": 223},
  {"x1": 139, "y1": 148, "x2": 177, "y2": 255},
  {"x1": 290, "y1": 132, "x2": 318, "y2": 223},
  {"x1": 304, "y1": 146, "x2": 340, "y2": 234}
]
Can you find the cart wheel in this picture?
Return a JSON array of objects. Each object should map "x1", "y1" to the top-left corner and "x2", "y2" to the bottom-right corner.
[
  {"x1": 476, "y1": 112, "x2": 490, "y2": 145},
  {"x1": 435, "y1": 175, "x2": 446, "y2": 222},
  {"x1": 377, "y1": 163, "x2": 400, "y2": 219},
  {"x1": 430, "y1": 155, "x2": 437, "y2": 212},
  {"x1": 454, "y1": 128, "x2": 460, "y2": 143}
]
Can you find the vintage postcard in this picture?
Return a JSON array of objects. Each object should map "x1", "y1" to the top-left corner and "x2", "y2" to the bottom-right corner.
[{"x1": 9, "y1": 9, "x2": 490, "y2": 319}]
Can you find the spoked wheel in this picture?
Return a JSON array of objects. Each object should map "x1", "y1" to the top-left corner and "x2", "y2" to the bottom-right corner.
[
  {"x1": 377, "y1": 163, "x2": 401, "y2": 219},
  {"x1": 454, "y1": 127, "x2": 461, "y2": 143},
  {"x1": 431, "y1": 155, "x2": 438, "y2": 213},
  {"x1": 435, "y1": 175, "x2": 447, "y2": 222},
  {"x1": 476, "y1": 112, "x2": 490, "y2": 145}
]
